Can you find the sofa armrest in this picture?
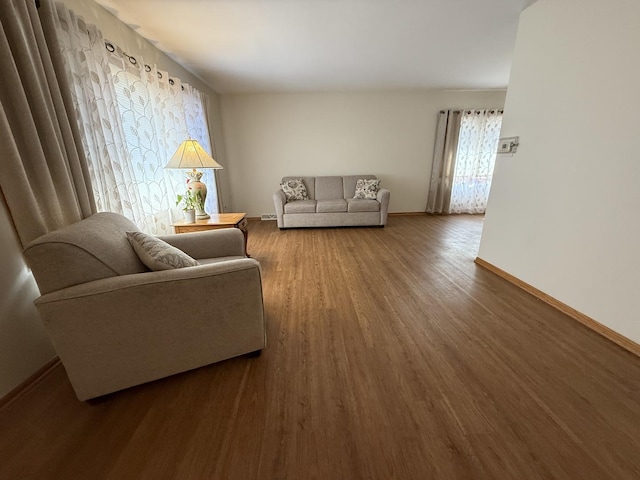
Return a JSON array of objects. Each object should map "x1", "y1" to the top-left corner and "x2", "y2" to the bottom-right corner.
[
  {"x1": 273, "y1": 190, "x2": 286, "y2": 228},
  {"x1": 158, "y1": 228, "x2": 245, "y2": 259},
  {"x1": 34, "y1": 258, "x2": 265, "y2": 400},
  {"x1": 377, "y1": 188, "x2": 391, "y2": 225}
]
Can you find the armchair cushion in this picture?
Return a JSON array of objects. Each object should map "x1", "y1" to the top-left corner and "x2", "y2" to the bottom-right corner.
[{"x1": 126, "y1": 231, "x2": 199, "y2": 271}]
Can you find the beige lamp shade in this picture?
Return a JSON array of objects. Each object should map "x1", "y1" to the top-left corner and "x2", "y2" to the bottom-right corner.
[{"x1": 165, "y1": 139, "x2": 223, "y2": 170}]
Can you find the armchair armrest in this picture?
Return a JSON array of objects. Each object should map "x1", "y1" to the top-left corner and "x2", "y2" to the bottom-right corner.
[
  {"x1": 273, "y1": 190, "x2": 286, "y2": 228},
  {"x1": 158, "y1": 228, "x2": 245, "y2": 259}
]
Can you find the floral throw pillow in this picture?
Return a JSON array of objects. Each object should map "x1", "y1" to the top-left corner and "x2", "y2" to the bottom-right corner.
[
  {"x1": 126, "y1": 231, "x2": 200, "y2": 271},
  {"x1": 354, "y1": 179, "x2": 381, "y2": 199},
  {"x1": 280, "y1": 179, "x2": 309, "y2": 201}
]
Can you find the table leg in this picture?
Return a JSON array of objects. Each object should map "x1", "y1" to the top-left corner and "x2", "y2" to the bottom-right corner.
[{"x1": 237, "y1": 218, "x2": 249, "y2": 257}]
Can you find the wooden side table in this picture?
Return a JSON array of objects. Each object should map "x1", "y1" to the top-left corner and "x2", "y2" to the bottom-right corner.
[{"x1": 172, "y1": 213, "x2": 249, "y2": 257}]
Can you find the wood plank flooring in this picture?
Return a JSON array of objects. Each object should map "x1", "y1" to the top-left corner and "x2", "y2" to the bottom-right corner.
[{"x1": 1, "y1": 215, "x2": 640, "y2": 479}]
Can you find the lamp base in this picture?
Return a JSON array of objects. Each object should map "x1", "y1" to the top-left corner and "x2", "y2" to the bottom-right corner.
[{"x1": 186, "y1": 170, "x2": 209, "y2": 220}]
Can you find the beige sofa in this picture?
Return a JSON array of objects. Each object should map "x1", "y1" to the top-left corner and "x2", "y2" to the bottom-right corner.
[
  {"x1": 23, "y1": 212, "x2": 266, "y2": 401},
  {"x1": 273, "y1": 175, "x2": 390, "y2": 229}
]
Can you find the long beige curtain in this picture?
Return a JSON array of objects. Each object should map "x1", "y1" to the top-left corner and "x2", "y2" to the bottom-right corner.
[
  {"x1": 0, "y1": 0, "x2": 95, "y2": 247},
  {"x1": 426, "y1": 110, "x2": 462, "y2": 214}
]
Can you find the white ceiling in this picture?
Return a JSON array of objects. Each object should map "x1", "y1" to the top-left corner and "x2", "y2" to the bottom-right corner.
[{"x1": 94, "y1": 0, "x2": 537, "y2": 94}]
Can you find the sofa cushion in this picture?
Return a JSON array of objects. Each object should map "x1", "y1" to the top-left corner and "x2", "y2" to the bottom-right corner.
[
  {"x1": 317, "y1": 199, "x2": 347, "y2": 213},
  {"x1": 354, "y1": 178, "x2": 381, "y2": 199},
  {"x1": 23, "y1": 212, "x2": 148, "y2": 295},
  {"x1": 315, "y1": 176, "x2": 344, "y2": 201},
  {"x1": 347, "y1": 198, "x2": 380, "y2": 213},
  {"x1": 282, "y1": 176, "x2": 316, "y2": 199},
  {"x1": 343, "y1": 175, "x2": 377, "y2": 198},
  {"x1": 126, "y1": 232, "x2": 200, "y2": 271},
  {"x1": 280, "y1": 178, "x2": 309, "y2": 201},
  {"x1": 284, "y1": 199, "x2": 317, "y2": 213}
]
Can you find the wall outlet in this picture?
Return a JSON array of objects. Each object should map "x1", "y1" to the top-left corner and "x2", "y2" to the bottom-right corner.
[{"x1": 261, "y1": 214, "x2": 277, "y2": 220}]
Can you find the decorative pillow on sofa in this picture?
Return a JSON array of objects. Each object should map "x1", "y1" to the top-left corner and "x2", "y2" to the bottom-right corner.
[
  {"x1": 280, "y1": 179, "x2": 309, "y2": 201},
  {"x1": 354, "y1": 179, "x2": 381, "y2": 199},
  {"x1": 126, "y1": 231, "x2": 200, "y2": 271}
]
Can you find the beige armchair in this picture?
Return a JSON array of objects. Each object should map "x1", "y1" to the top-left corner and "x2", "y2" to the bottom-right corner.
[{"x1": 23, "y1": 212, "x2": 266, "y2": 401}]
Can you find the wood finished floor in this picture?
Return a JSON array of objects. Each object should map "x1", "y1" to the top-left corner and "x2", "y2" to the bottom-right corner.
[{"x1": 1, "y1": 215, "x2": 640, "y2": 479}]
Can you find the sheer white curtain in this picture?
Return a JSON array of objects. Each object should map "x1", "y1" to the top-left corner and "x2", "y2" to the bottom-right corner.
[
  {"x1": 427, "y1": 109, "x2": 502, "y2": 214},
  {"x1": 450, "y1": 110, "x2": 502, "y2": 214},
  {"x1": 52, "y1": 4, "x2": 217, "y2": 234}
]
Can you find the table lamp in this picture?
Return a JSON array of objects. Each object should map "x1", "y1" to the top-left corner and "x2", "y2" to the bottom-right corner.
[{"x1": 165, "y1": 139, "x2": 223, "y2": 220}]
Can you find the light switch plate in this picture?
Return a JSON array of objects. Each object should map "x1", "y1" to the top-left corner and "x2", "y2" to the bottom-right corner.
[{"x1": 498, "y1": 136, "x2": 519, "y2": 154}]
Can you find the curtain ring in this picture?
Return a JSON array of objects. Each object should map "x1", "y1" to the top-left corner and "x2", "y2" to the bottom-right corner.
[
  {"x1": 105, "y1": 42, "x2": 115, "y2": 53},
  {"x1": 144, "y1": 64, "x2": 151, "y2": 72},
  {"x1": 157, "y1": 72, "x2": 163, "y2": 79},
  {"x1": 169, "y1": 78, "x2": 175, "y2": 85}
]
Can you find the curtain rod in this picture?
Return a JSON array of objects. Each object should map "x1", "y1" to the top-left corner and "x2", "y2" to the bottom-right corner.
[{"x1": 439, "y1": 109, "x2": 504, "y2": 115}]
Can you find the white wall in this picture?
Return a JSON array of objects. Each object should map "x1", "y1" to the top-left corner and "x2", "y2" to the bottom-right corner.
[
  {"x1": 0, "y1": 199, "x2": 56, "y2": 398},
  {"x1": 221, "y1": 90, "x2": 506, "y2": 215},
  {"x1": 479, "y1": 0, "x2": 640, "y2": 343}
]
